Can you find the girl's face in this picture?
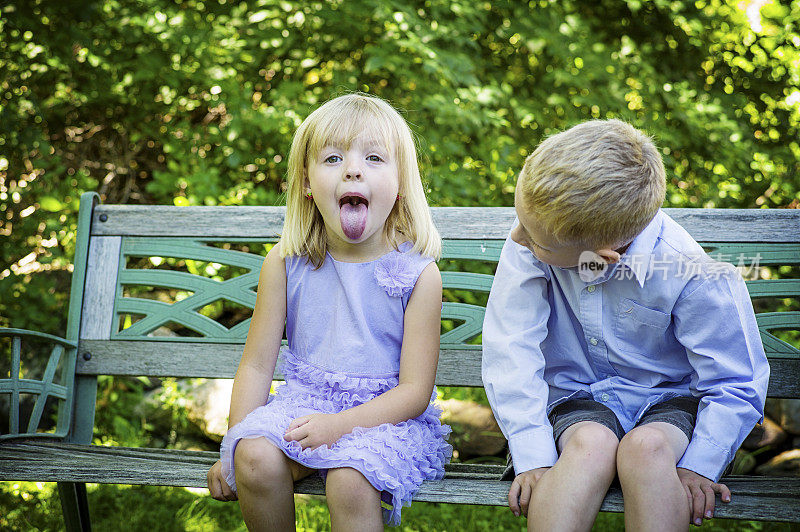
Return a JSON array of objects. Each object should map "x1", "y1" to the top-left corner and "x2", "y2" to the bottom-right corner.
[{"x1": 306, "y1": 134, "x2": 399, "y2": 256}]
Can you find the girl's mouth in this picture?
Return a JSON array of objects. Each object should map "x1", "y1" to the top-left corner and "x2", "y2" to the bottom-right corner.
[{"x1": 339, "y1": 194, "x2": 369, "y2": 240}]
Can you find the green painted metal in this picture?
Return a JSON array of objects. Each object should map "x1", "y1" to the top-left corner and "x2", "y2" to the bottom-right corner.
[
  {"x1": 745, "y1": 279, "x2": 800, "y2": 298},
  {"x1": 0, "y1": 328, "x2": 77, "y2": 347},
  {"x1": 57, "y1": 192, "x2": 100, "y2": 532},
  {"x1": 111, "y1": 238, "x2": 503, "y2": 343},
  {"x1": 756, "y1": 311, "x2": 800, "y2": 331},
  {"x1": 441, "y1": 302, "x2": 486, "y2": 346},
  {"x1": 442, "y1": 239, "x2": 503, "y2": 261},
  {"x1": 66, "y1": 192, "x2": 102, "y2": 446},
  {"x1": 114, "y1": 237, "x2": 262, "y2": 342},
  {"x1": 701, "y1": 243, "x2": 800, "y2": 265},
  {"x1": 441, "y1": 271, "x2": 494, "y2": 292},
  {"x1": 104, "y1": 236, "x2": 799, "y2": 359},
  {"x1": 0, "y1": 329, "x2": 75, "y2": 440},
  {"x1": 756, "y1": 312, "x2": 800, "y2": 359}
]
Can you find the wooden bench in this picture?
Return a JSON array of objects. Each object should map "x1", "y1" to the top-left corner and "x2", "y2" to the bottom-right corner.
[{"x1": 2, "y1": 192, "x2": 799, "y2": 529}]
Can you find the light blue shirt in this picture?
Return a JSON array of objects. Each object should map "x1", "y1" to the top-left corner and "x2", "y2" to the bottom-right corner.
[{"x1": 482, "y1": 210, "x2": 769, "y2": 481}]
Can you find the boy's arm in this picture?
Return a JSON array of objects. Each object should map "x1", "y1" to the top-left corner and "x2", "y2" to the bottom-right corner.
[
  {"x1": 482, "y1": 230, "x2": 556, "y2": 475},
  {"x1": 672, "y1": 262, "x2": 770, "y2": 481}
]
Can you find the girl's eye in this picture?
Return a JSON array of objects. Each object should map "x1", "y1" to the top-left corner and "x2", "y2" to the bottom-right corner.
[
  {"x1": 367, "y1": 154, "x2": 383, "y2": 162},
  {"x1": 324, "y1": 154, "x2": 341, "y2": 164}
]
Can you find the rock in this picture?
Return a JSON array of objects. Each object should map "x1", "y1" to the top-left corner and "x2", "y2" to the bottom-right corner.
[
  {"x1": 437, "y1": 398, "x2": 506, "y2": 458},
  {"x1": 764, "y1": 398, "x2": 800, "y2": 435},
  {"x1": 134, "y1": 378, "x2": 232, "y2": 445},
  {"x1": 742, "y1": 417, "x2": 787, "y2": 450},
  {"x1": 731, "y1": 449, "x2": 757, "y2": 475},
  {"x1": 755, "y1": 449, "x2": 800, "y2": 477},
  {"x1": 184, "y1": 379, "x2": 233, "y2": 441}
]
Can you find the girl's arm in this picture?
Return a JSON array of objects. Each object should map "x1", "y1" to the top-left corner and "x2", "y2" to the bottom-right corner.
[
  {"x1": 228, "y1": 242, "x2": 288, "y2": 428},
  {"x1": 284, "y1": 262, "x2": 442, "y2": 449},
  {"x1": 208, "y1": 243, "x2": 286, "y2": 500}
]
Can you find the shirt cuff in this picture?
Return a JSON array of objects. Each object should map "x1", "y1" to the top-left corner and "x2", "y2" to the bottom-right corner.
[
  {"x1": 508, "y1": 427, "x2": 558, "y2": 475},
  {"x1": 677, "y1": 435, "x2": 731, "y2": 482}
]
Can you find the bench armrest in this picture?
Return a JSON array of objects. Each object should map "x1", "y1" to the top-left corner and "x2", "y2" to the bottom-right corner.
[{"x1": 0, "y1": 327, "x2": 77, "y2": 440}]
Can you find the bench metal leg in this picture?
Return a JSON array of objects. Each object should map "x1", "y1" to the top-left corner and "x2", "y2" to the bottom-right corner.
[{"x1": 57, "y1": 482, "x2": 91, "y2": 532}]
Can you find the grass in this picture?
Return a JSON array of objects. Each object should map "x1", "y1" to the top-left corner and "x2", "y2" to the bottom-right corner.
[{"x1": 2, "y1": 481, "x2": 799, "y2": 531}]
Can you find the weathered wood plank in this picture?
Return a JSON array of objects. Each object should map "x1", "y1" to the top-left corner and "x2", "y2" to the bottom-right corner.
[
  {"x1": 80, "y1": 236, "x2": 122, "y2": 340},
  {"x1": 91, "y1": 206, "x2": 800, "y2": 243},
  {"x1": 1, "y1": 442, "x2": 798, "y2": 522},
  {"x1": 75, "y1": 341, "x2": 485, "y2": 386},
  {"x1": 75, "y1": 340, "x2": 800, "y2": 397}
]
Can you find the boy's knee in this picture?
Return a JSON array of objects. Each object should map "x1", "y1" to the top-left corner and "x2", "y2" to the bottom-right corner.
[
  {"x1": 617, "y1": 425, "x2": 675, "y2": 472},
  {"x1": 564, "y1": 422, "x2": 620, "y2": 458},
  {"x1": 234, "y1": 438, "x2": 289, "y2": 490}
]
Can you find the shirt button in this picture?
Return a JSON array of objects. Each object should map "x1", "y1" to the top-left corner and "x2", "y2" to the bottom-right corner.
[
  {"x1": 601, "y1": 393, "x2": 610, "y2": 402},
  {"x1": 590, "y1": 338, "x2": 599, "y2": 346},
  {"x1": 587, "y1": 285, "x2": 596, "y2": 293}
]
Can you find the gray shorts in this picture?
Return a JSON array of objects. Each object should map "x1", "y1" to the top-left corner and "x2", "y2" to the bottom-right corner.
[{"x1": 501, "y1": 395, "x2": 700, "y2": 481}]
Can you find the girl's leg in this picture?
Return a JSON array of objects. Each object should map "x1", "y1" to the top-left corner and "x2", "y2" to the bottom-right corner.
[
  {"x1": 234, "y1": 437, "x2": 313, "y2": 532},
  {"x1": 325, "y1": 467, "x2": 383, "y2": 532},
  {"x1": 617, "y1": 422, "x2": 690, "y2": 532},
  {"x1": 528, "y1": 421, "x2": 619, "y2": 532}
]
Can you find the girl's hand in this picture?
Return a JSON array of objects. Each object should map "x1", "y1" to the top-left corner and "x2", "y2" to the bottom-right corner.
[
  {"x1": 207, "y1": 459, "x2": 237, "y2": 501},
  {"x1": 284, "y1": 413, "x2": 347, "y2": 450}
]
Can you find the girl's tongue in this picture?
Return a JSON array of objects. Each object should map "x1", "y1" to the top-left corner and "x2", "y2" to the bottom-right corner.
[{"x1": 340, "y1": 202, "x2": 368, "y2": 240}]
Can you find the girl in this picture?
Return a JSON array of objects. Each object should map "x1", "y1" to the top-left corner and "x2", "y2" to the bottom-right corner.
[{"x1": 206, "y1": 93, "x2": 452, "y2": 530}]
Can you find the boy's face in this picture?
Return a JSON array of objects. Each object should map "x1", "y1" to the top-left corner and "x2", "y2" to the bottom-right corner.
[
  {"x1": 511, "y1": 188, "x2": 625, "y2": 269},
  {"x1": 510, "y1": 193, "x2": 585, "y2": 268}
]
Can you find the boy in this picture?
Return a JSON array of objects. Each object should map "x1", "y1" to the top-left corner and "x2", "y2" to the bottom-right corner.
[{"x1": 482, "y1": 119, "x2": 769, "y2": 531}]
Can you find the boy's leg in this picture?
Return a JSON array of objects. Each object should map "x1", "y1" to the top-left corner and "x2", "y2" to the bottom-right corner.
[
  {"x1": 617, "y1": 421, "x2": 690, "y2": 531},
  {"x1": 234, "y1": 437, "x2": 313, "y2": 532},
  {"x1": 528, "y1": 420, "x2": 619, "y2": 532},
  {"x1": 325, "y1": 467, "x2": 383, "y2": 532}
]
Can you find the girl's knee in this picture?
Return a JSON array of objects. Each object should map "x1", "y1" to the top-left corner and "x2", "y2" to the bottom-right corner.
[
  {"x1": 325, "y1": 468, "x2": 379, "y2": 507},
  {"x1": 234, "y1": 438, "x2": 291, "y2": 490}
]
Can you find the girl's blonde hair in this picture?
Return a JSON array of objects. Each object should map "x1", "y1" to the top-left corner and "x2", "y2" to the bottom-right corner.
[
  {"x1": 280, "y1": 93, "x2": 441, "y2": 266},
  {"x1": 518, "y1": 119, "x2": 666, "y2": 249}
]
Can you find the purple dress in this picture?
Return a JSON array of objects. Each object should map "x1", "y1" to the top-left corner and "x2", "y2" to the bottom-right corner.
[{"x1": 219, "y1": 242, "x2": 452, "y2": 525}]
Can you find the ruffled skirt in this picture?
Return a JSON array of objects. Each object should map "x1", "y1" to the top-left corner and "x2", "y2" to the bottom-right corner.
[{"x1": 219, "y1": 351, "x2": 452, "y2": 526}]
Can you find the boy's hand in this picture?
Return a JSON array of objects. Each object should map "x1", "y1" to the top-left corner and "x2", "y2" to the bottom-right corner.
[
  {"x1": 508, "y1": 467, "x2": 550, "y2": 518},
  {"x1": 284, "y1": 413, "x2": 346, "y2": 450},
  {"x1": 677, "y1": 467, "x2": 731, "y2": 525},
  {"x1": 207, "y1": 459, "x2": 237, "y2": 501}
]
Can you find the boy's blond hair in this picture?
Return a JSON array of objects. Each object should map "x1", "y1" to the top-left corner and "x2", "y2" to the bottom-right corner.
[
  {"x1": 281, "y1": 93, "x2": 441, "y2": 266},
  {"x1": 517, "y1": 119, "x2": 666, "y2": 248}
]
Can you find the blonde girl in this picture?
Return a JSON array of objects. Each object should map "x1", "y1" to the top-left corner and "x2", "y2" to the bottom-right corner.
[{"x1": 206, "y1": 93, "x2": 451, "y2": 530}]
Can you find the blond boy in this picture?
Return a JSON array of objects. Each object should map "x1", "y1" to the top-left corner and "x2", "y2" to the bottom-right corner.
[{"x1": 482, "y1": 120, "x2": 769, "y2": 530}]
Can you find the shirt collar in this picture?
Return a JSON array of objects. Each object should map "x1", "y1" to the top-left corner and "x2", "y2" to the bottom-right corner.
[{"x1": 616, "y1": 210, "x2": 664, "y2": 288}]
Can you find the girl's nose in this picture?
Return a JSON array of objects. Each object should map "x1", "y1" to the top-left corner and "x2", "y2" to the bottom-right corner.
[{"x1": 344, "y1": 167, "x2": 362, "y2": 180}]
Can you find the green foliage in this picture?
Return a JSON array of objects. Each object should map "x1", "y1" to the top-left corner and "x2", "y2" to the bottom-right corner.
[
  {"x1": 2, "y1": 0, "x2": 799, "y2": 332},
  {"x1": 1, "y1": 2, "x2": 798, "y2": 526}
]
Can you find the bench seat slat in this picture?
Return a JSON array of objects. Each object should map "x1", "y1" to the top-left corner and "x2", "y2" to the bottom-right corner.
[
  {"x1": 75, "y1": 340, "x2": 800, "y2": 397},
  {"x1": 1, "y1": 442, "x2": 797, "y2": 522}
]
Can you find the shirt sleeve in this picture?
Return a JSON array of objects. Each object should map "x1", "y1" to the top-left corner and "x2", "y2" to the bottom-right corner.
[
  {"x1": 672, "y1": 262, "x2": 770, "y2": 481},
  {"x1": 482, "y1": 227, "x2": 557, "y2": 475}
]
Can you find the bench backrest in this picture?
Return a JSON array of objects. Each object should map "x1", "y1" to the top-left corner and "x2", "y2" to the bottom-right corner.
[{"x1": 4, "y1": 192, "x2": 800, "y2": 442}]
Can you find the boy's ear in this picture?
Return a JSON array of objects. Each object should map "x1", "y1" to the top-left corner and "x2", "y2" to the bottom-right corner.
[{"x1": 595, "y1": 248, "x2": 622, "y2": 265}]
